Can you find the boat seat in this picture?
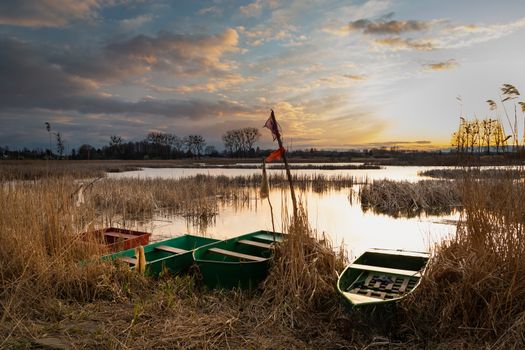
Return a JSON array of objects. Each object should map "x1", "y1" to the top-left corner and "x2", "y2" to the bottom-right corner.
[
  {"x1": 252, "y1": 233, "x2": 282, "y2": 243},
  {"x1": 117, "y1": 256, "x2": 137, "y2": 265},
  {"x1": 155, "y1": 245, "x2": 189, "y2": 254},
  {"x1": 368, "y1": 248, "x2": 430, "y2": 259},
  {"x1": 238, "y1": 239, "x2": 274, "y2": 249},
  {"x1": 104, "y1": 232, "x2": 139, "y2": 239},
  {"x1": 350, "y1": 263, "x2": 421, "y2": 277},
  {"x1": 208, "y1": 248, "x2": 266, "y2": 262}
]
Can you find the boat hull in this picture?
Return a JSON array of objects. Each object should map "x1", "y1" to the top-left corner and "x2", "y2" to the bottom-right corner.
[
  {"x1": 104, "y1": 234, "x2": 219, "y2": 277},
  {"x1": 337, "y1": 248, "x2": 430, "y2": 309},
  {"x1": 193, "y1": 230, "x2": 283, "y2": 289},
  {"x1": 82, "y1": 227, "x2": 152, "y2": 252}
]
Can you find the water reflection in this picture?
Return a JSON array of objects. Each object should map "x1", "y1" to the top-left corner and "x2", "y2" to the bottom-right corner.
[{"x1": 108, "y1": 166, "x2": 459, "y2": 258}]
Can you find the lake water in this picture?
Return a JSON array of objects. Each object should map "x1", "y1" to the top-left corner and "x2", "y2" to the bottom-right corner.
[{"x1": 108, "y1": 165, "x2": 459, "y2": 258}]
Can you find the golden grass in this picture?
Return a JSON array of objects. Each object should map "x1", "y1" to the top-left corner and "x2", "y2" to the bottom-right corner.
[
  {"x1": 420, "y1": 167, "x2": 525, "y2": 179},
  {"x1": 398, "y1": 176, "x2": 525, "y2": 348}
]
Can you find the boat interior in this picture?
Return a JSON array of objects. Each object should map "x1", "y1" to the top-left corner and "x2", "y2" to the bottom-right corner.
[{"x1": 200, "y1": 233, "x2": 281, "y2": 262}]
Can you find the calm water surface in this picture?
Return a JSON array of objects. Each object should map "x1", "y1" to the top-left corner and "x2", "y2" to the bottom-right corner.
[{"x1": 108, "y1": 165, "x2": 459, "y2": 258}]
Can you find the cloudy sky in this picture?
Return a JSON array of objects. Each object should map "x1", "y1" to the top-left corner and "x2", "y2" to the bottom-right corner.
[{"x1": 1, "y1": 0, "x2": 524, "y2": 151}]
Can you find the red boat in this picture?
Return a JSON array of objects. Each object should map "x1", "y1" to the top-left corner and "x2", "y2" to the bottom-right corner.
[{"x1": 82, "y1": 227, "x2": 152, "y2": 252}]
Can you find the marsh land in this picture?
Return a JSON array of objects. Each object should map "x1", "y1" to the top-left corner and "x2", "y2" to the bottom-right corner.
[{"x1": 1, "y1": 159, "x2": 525, "y2": 349}]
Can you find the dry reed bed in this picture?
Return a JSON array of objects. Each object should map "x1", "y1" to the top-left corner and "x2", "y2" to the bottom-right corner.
[
  {"x1": 359, "y1": 179, "x2": 462, "y2": 217},
  {"x1": 0, "y1": 177, "x2": 357, "y2": 349},
  {"x1": 398, "y1": 178, "x2": 525, "y2": 348},
  {"x1": 85, "y1": 174, "x2": 357, "y2": 220},
  {"x1": 3, "y1": 174, "x2": 525, "y2": 348},
  {"x1": 0, "y1": 179, "x2": 144, "y2": 324},
  {"x1": 0, "y1": 160, "x2": 113, "y2": 180},
  {"x1": 420, "y1": 167, "x2": 525, "y2": 179}
]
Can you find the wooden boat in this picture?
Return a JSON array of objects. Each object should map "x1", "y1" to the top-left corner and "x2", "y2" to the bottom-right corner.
[
  {"x1": 193, "y1": 230, "x2": 283, "y2": 289},
  {"x1": 103, "y1": 234, "x2": 219, "y2": 277},
  {"x1": 83, "y1": 227, "x2": 152, "y2": 252},
  {"x1": 337, "y1": 248, "x2": 430, "y2": 308}
]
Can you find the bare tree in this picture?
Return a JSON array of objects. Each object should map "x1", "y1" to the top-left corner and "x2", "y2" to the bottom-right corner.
[
  {"x1": 109, "y1": 135, "x2": 123, "y2": 158},
  {"x1": 45, "y1": 122, "x2": 52, "y2": 159},
  {"x1": 184, "y1": 135, "x2": 206, "y2": 157},
  {"x1": 242, "y1": 127, "x2": 261, "y2": 154},
  {"x1": 56, "y1": 132, "x2": 64, "y2": 159},
  {"x1": 222, "y1": 127, "x2": 261, "y2": 157},
  {"x1": 222, "y1": 130, "x2": 235, "y2": 156}
]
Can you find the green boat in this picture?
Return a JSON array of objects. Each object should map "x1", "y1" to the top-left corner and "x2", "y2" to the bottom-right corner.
[
  {"x1": 103, "y1": 234, "x2": 219, "y2": 277},
  {"x1": 337, "y1": 248, "x2": 430, "y2": 308},
  {"x1": 193, "y1": 230, "x2": 283, "y2": 289}
]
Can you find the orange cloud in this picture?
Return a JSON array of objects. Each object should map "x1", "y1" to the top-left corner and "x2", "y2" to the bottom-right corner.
[
  {"x1": 149, "y1": 74, "x2": 256, "y2": 94},
  {"x1": 105, "y1": 28, "x2": 241, "y2": 76},
  {"x1": 374, "y1": 37, "x2": 434, "y2": 51},
  {"x1": 344, "y1": 74, "x2": 368, "y2": 81},
  {"x1": 322, "y1": 24, "x2": 350, "y2": 37},
  {"x1": 0, "y1": 0, "x2": 115, "y2": 28},
  {"x1": 423, "y1": 59, "x2": 458, "y2": 71}
]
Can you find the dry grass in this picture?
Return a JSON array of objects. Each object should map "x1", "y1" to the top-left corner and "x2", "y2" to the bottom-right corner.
[
  {"x1": 359, "y1": 179, "x2": 461, "y2": 217},
  {"x1": 397, "y1": 176, "x2": 525, "y2": 348},
  {"x1": 420, "y1": 167, "x2": 525, "y2": 179},
  {"x1": 0, "y1": 178, "x2": 146, "y2": 344},
  {"x1": 84, "y1": 174, "x2": 356, "y2": 221},
  {"x1": 259, "y1": 206, "x2": 348, "y2": 327},
  {"x1": 3, "y1": 165, "x2": 525, "y2": 348},
  {"x1": 0, "y1": 177, "x2": 359, "y2": 349}
]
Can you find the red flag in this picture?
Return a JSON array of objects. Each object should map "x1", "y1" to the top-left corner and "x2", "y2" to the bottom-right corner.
[
  {"x1": 265, "y1": 147, "x2": 285, "y2": 162},
  {"x1": 264, "y1": 110, "x2": 281, "y2": 141}
]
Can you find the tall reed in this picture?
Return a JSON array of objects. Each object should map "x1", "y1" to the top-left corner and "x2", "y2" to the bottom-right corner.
[
  {"x1": 399, "y1": 175, "x2": 525, "y2": 347},
  {"x1": 259, "y1": 205, "x2": 347, "y2": 327},
  {"x1": 0, "y1": 178, "x2": 143, "y2": 320}
]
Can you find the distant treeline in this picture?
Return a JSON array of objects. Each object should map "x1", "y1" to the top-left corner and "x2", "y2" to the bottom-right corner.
[
  {"x1": 4, "y1": 122, "x2": 454, "y2": 161},
  {"x1": 1, "y1": 135, "x2": 442, "y2": 161}
]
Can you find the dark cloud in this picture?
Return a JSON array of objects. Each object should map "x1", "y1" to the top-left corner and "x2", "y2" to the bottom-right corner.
[
  {"x1": 0, "y1": 38, "x2": 91, "y2": 100},
  {"x1": 0, "y1": 37, "x2": 253, "y2": 120},
  {"x1": 0, "y1": 0, "x2": 112, "y2": 28},
  {"x1": 349, "y1": 14, "x2": 431, "y2": 35},
  {"x1": 51, "y1": 28, "x2": 241, "y2": 83}
]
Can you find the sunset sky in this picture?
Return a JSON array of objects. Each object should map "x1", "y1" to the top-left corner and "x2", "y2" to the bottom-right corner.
[{"x1": 1, "y1": 0, "x2": 524, "y2": 151}]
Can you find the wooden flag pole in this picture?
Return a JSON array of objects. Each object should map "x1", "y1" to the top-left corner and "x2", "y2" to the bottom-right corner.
[{"x1": 270, "y1": 110, "x2": 298, "y2": 219}]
